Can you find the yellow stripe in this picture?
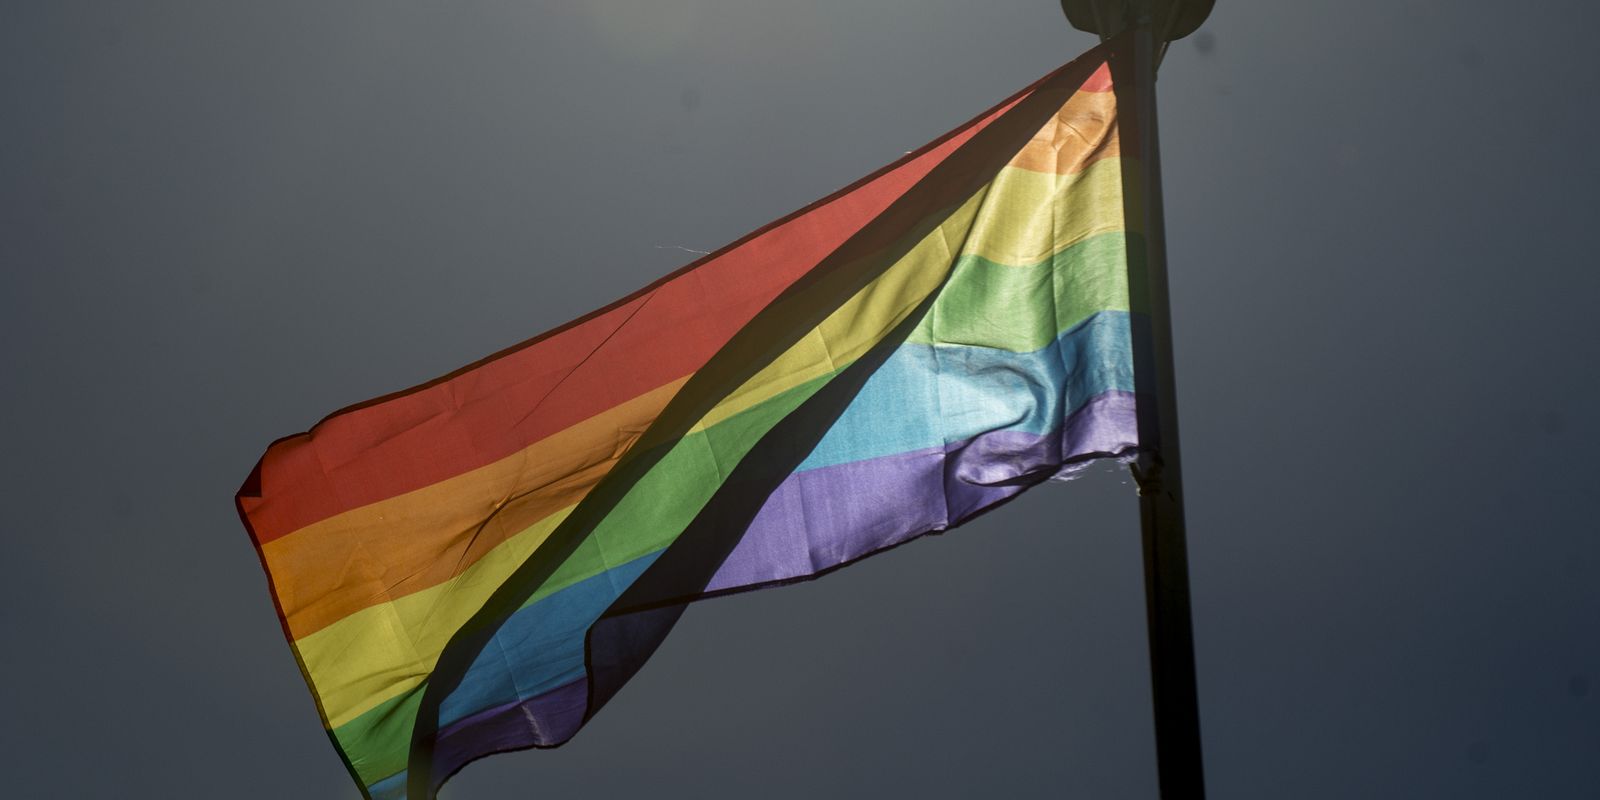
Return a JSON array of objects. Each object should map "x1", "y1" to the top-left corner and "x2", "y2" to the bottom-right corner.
[{"x1": 966, "y1": 156, "x2": 1134, "y2": 266}]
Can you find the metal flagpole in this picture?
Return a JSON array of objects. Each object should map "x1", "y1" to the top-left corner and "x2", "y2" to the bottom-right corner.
[{"x1": 1060, "y1": 2, "x2": 1212, "y2": 798}]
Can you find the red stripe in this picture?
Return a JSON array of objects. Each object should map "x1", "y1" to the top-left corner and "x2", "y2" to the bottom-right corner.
[
  {"x1": 240, "y1": 52, "x2": 1119, "y2": 545},
  {"x1": 1081, "y1": 62, "x2": 1113, "y2": 93}
]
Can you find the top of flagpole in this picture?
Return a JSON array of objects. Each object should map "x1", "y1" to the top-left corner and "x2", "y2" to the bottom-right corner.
[{"x1": 1060, "y1": 0, "x2": 1213, "y2": 40}]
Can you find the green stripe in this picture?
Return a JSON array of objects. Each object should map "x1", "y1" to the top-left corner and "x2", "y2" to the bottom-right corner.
[
  {"x1": 337, "y1": 688, "x2": 423, "y2": 785},
  {"x1": 907, "y1": 231, "x2": 1134, "y2": 352}
]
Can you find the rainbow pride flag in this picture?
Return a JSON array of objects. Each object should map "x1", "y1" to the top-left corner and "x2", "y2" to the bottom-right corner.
[{"x1": 238, "y1": 37, "x2": 1141, "y2": 799}]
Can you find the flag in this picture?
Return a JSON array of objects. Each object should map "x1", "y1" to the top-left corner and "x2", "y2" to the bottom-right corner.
[{"x1": 238, "y1": 37, "x2": 1140, "y2": 800}]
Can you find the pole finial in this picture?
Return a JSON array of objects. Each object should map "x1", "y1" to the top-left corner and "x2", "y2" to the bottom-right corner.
[{"x1": 1060, "y1": 0, "x2": 1213, "y2": 41}]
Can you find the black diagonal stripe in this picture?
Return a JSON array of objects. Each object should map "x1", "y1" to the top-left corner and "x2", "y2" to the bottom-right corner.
[{"x1": 405, "y1": 47, "x2": 1112, "y2": 799}]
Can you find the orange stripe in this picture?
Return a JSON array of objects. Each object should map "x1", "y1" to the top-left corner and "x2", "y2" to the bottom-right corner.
[
  {"x1": 262, "y1": 378, "x2": 685, "y2": 640},
  {"x1": 1008, "y1": 84, "x2": 1120, "y2": 175}
]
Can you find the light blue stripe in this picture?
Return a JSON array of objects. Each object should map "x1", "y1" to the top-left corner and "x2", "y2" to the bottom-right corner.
[
  {"x1": 364, "y1": 552, "x2": 659, "y2": 796},
  {"x1": 367, "y1": 770, "x2": 406, "y2": 800},
  {"x1": 442, "y1": 552, "x2": 659, "y2": 725},
  {"x1": 799, "y1": 309, "x2": 1132, "y2": 471}
]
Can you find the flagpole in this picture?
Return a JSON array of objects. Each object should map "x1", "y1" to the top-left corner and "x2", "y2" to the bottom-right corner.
[
  {"x1": 1127, "y1": 13, "x2": 1207, "y2": 800},
  {"x1": 1062, "y1": 2, "x2": 1211, "y2": 797}
]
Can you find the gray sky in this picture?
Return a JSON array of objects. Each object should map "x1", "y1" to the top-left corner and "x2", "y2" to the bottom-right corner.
[{"x1": 4, "y1": 1, "x2": 1598, "y2": 798}]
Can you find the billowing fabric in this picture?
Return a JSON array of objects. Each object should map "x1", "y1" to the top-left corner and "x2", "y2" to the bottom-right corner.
[{"x1": 238, "y1": 37, "x2": 1140, "y2": 800}]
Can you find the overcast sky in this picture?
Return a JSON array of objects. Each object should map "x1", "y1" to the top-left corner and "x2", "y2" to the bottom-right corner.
[{"x1": 4, "y1": 1, "x2": 1598, "y2": 798}]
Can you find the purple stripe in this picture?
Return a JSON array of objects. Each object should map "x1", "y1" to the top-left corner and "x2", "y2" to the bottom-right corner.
[
  {"x1": 428, "y1": 677, "x2": 589, "y2": 786},
  {"x1": 708, "y1": 389, "x2": 1136, "y2": 591},
  {"x1": 424, "y1": 389, "x2": 1136, "y2": 780}
]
